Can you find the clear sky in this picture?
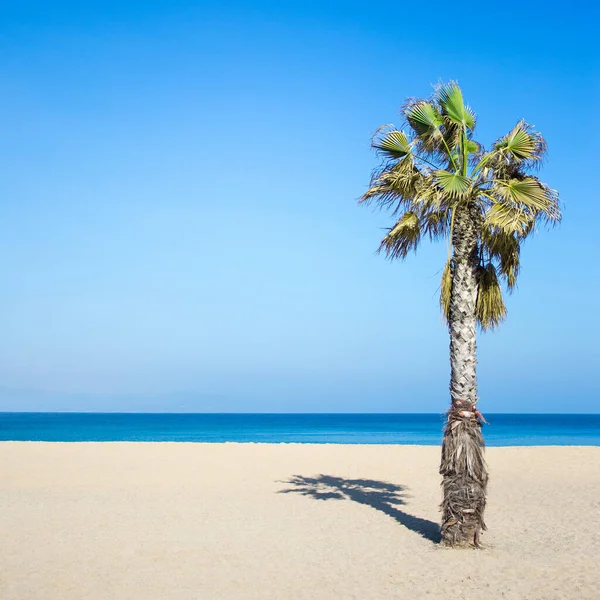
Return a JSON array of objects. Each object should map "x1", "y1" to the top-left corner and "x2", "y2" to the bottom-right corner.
[{"x1": 0, "y1": 0, "x2": 598, "y2": 412}]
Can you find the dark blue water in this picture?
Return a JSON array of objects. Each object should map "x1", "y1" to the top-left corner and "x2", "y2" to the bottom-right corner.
[{"x1": 1, "y1": 413, "x2": 599, "y2": 445}]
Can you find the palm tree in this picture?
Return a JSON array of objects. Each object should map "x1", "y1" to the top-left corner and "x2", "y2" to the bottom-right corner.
[{"x1": 360, "y1": 82, "x2": 561, "y2": 548}]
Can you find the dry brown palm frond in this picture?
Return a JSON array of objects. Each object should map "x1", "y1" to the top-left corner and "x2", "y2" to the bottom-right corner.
[
  {"x1": 378, "y1": 212, "x2": 421, "y2": 259},
  {"x1": 359, "y1": 157, "x2": 423, "y2": 216},
  {"x1": 482, "y1": 226, "x2": 521, "y2": 291},
  {"x1": 476, "y1": 263, "x2": 506, "y2": 330},
  {"x1": 439, "y1": 258, "x2": 453, "y2": 324}
]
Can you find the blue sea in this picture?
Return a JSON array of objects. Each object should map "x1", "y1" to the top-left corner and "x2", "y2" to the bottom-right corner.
[{"x1": 1, "y1": 413, "x2": 599, "y2": 445}]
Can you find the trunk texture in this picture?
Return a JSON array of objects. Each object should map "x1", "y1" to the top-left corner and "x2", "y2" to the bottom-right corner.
[{"x1": 440, "y1": 204, "x2": 488, "y2": 548}]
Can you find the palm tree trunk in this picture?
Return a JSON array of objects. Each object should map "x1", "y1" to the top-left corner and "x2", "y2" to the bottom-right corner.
[{"x1": 440, "y1": 203, "x2": 488, "y2": 548}]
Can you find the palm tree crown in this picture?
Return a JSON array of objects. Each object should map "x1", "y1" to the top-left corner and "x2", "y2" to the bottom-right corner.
[{"x1": 360, "y1": 82, "x2": 561, "y2": 329}]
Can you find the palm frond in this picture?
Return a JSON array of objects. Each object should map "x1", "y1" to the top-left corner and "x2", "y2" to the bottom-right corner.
[
  {"x1": 493, "y1": 178, "x2": 545, "y2": 209},
  {"x1": 435, "y1": 82, "x2": 475, "y2": 130},
  {"x1": 491, "y1": 120, "x2": 546, "y2": 165},
  {"x1": 378, "y1": 212, "x2": 421, "y2": 259},
  {"x1": 466, "y1": 140, "x2": 480, "y2": 155},
  {"x1": 490, "y1": 177, "x2": 561, "y2": 225},
  {"x1": 360, "y1": 156, "x2": 422, "y2": 214},
  {"x1": 404, "y1": 100, "x2": 445, "y2": 154},
  {"x1": 372, "y1": 127, "x2": 412, "y2": 160},
  {"x1": 482, "y1": 227, "x2": 520, "y2": 291},
  {"x1": 484, "y1": 202, "x2": 534, "y2": 236},
  {"x1": 440, "y1": 258, "x2": 452, "y2": 323},
  {"x1": 476, "y1": 263, "x2": 506, "y2": 330},
  {"x1": 410, "y1": 172, "x2": 455, "y2": 211},
  {"x1": 419, "y1": 207, "x2": 450, "y2": 240},
  {"x1": 435, "y1": 170, "x2": 472, "y2": 200}
]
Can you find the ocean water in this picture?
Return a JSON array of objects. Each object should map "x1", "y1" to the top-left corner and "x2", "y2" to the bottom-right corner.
[{"x1": 1, "y1": 413, "x2": 599, "y2": 445}]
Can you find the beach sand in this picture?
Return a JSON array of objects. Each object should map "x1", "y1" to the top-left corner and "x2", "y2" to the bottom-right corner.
[{"x1": 1, "y1": 443, "x2": 599, "y2": 599}]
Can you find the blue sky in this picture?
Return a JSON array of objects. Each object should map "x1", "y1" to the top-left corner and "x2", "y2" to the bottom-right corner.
[{"x1": 0, "y1": 0, "x2": 598, "y2": 412}]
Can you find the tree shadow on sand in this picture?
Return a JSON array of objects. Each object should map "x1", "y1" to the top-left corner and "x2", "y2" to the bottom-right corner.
[{"x1": 278, "y1": 475, "x2": 441, "y2": 543}]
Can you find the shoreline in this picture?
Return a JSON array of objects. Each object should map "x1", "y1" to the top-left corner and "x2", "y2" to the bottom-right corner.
[{"x1": 2, "y1": 441, "x2": 599, "y2": 447}]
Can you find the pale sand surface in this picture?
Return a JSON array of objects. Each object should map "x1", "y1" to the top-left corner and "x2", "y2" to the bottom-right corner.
[{"x1": 1, "y1": 443, "x2": 599, "y2": 600}]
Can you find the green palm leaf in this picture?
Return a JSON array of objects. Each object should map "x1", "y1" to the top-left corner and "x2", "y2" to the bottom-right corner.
[
  {"x1": 466, "y1": 140, "x2": 480, "y2": 155},
  {"x1": 435, "y1": 170, "x2": 472, "y2": 199},
  {"x1": 373, "y1": 129, "x2": 412, "y2": 159},
  {"x1": 494, "y1": 178, "x2": 548, "y2": 208},
  {"x1": 491, "y1": 177, "x2": 561, "y2": 223},
  {"x1": 405, "y1": 101, "x2": 443, "y2": 138},
  {"x1": 436, "y1": 82, "x2": 475, "y2": 129},
  {"x1": 493, "y1": 120, "x2": 546, "y2": 163}
]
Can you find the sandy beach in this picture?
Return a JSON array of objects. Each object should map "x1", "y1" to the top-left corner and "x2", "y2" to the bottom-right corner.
[{"x1": 1, "y1": 443, "x2": 599, "y2": 599}]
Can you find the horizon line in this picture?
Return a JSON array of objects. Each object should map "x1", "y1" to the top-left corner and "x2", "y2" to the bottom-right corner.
[{"x1": 2, "y1": 411, "x2": 599, "y2": 416}]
